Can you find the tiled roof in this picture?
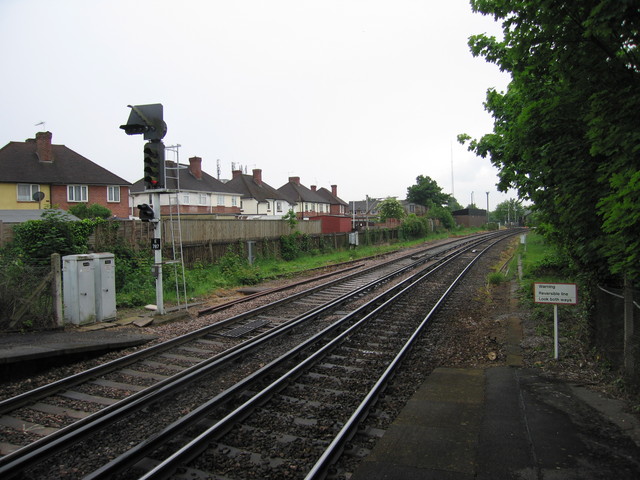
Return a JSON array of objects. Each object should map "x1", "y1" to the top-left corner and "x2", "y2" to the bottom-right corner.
[
  {"x1": 0, "y1": 139, "x2": 130, "y2": 186},
  {"x1": 278, "y1": 180, "x2": 327, "y2": 204},
  {"x1": 316, "y1": 187, "x2": 348, "y2": 206},
  {"x1": 350, "y1": 198, "x2": 382, "y2": 214},
  {"x1": 225, "y1": 173, "x2": 288, "y2": 202}
]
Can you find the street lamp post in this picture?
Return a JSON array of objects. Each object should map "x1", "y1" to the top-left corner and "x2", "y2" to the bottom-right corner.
[{"x1": 486, "y1": 191, "x2": 490, "y2": 225}]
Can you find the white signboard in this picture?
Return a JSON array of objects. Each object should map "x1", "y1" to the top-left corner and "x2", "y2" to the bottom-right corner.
[{"x1": 534, "y1": 283, "x2": 578, "y2": 305}]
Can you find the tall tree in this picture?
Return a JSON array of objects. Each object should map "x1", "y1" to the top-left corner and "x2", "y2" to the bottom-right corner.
[
  {"x1": 377, "y1": 197, "x2": 406, "y2": 222},
  {"x1": 466, "y1": 0, "x2": 640, "y2": 284},
  {"x1": 406, "y1": 175, "x2": 451, "y2": 209},
  {"x1": 493, "y1": 199, "x2": 525, "y2": 225}
]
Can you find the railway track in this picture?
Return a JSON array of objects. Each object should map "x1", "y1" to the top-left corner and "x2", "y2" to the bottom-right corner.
[{"x1": 0, "y1": 230, "x2": 520, "y2": 478}]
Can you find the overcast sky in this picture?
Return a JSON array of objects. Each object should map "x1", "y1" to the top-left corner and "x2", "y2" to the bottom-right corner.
[{"x1": 1, "y1": 0, "x2": 514, "y2": 210}]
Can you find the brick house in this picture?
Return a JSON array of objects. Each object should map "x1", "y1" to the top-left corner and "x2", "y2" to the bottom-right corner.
[
  {"x1": 225, "y1": 168, "x2": 293, "y2": 217},
  {"x1": 315, "y1": 185, "x2": 348, "y2": 215},
  {"x1": 130, "y1": 156, "x2": 242, "y2": 216},
  {"x1": 0, "y1": 132, "x2": 131, "y2": 217},
  {"x1": 277, "y1": 177, "x2": 331, "y2": 218}
]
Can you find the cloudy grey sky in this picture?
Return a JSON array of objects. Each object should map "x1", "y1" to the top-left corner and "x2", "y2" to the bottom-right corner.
[{"x1": 1, "y1": 0, "x2": 513, "y2": 209}]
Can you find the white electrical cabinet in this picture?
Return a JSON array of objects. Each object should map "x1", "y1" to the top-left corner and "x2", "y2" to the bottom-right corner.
[
  {"x1": 62, "y1": 253, "x2": 117, "y2": 325},
  {"x1": 63, "y1": 254, "x2": 96, "y2": 325},
  {"x1": 92, "y1": 253, "x2": 116, "y2": 322}
]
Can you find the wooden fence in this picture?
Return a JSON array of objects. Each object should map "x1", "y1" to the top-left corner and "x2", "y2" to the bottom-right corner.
[
  {"x1": 90, "y1": 218, "x2": 399, "y2": 266},
  {"x1": 94, "y1": 218, "x2": 321, "y2": 246}
]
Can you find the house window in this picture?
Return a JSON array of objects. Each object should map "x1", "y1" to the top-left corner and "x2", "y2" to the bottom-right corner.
[
  {"x1": 199, "y1": 194, "x2": 207, "y2": 205},
  {"x1": 68, "y1": 185, "x2": 88, "y2": 202},
  {"x1": 232, "y1": 196, "x2": 238, "y2": 207},
  {"x1": 276, "y1": 201, "x2": 282, "y2": 213},
  {"x1": 182, "y1": 193, "x2": 190, "y2": 204},
  {"x1": 107, "y1": 186, "x2": 120, "y2": 203},
  {"x1": 217, "y1": 195, "x2": 224, "y2": 206},
  {"x1": 17, "y1": 184, "x2": 40, "y2": 202}
]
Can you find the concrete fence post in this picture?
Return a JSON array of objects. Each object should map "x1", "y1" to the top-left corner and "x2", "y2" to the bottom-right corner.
[{"x1": 51, "y1": 253, "x2": 64, "y2": 327}]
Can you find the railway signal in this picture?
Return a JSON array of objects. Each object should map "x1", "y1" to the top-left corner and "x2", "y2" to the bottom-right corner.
[
  {"x1": 143, "y1": 141, "x2": 165, "y2": 189},
  {"x1": 120, "y1": 103, "x2": 167, "y2": 315},
  {"x1": 137, "y1": 203, "x2": 155, "y2": 222},
  {"x1": 119, "y1": 104, "x2": 167, "y2": 141}
]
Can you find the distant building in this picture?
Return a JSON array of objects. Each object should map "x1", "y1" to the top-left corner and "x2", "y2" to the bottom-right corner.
[
  {"x1": 130, "y1": 156, "x2": 242, "y2": 216},
  {"x1": 452, "y1": 207, "x2": 488, "y2": 227},
  {"x1": 225, "y1": 169, "x2": 293, "y2": 217},
  {"x1": 278, "y1": 177, "x2": 331, "y2": 218}
]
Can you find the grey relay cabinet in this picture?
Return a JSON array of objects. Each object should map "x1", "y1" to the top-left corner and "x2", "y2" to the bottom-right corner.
[{"x1": 62, "y1": 253, "x2": 116, "y2": 325}]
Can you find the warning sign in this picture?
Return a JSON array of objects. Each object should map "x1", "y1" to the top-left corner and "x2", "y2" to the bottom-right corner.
[{"x1": 534, "y1": 283, "x2": 578, "y2": 305}]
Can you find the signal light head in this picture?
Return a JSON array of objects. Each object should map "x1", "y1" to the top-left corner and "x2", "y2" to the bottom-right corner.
[
  {"x1": 143, "y1": 141, "x2": 164, "y2": 190},
  {"x1": 137, "y1": 204, "x2": 155, "y2": 222}
]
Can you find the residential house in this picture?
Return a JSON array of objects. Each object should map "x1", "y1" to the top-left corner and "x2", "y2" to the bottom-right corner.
[
  {"x1": 277, "y1": 177, "x2": 331, "y2": 218},
  {"x1": 0, "y1": 131, "x2": 131, "y2": 217},
  {"x1": 400, "y1": 200, "x2": 427, "y2": 216},
  {"x1": 130, "y1": 156, "x2": 242, "y2": 216},
  {"x1": 225, "y1": 169, "x2": 293, "y2": 217},
  {"x1": 347, "y1": 197, "x2": 382, "y2": 230},
  {"x1": 315, "y1": 185, "x2": 348, "y2": 215}
]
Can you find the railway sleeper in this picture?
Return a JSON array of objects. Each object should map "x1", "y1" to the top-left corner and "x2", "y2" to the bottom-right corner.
[{"x1": 220, "y1": 423, "x2": 330, "y2": 463}]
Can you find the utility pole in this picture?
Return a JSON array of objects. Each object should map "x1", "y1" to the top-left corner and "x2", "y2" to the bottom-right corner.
[{"x1": 486, "y1": 191, "x2": 490, "y2": 225}]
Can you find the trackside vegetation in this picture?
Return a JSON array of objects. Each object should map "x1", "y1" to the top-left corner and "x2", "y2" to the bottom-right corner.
[
  {"x1": 0, "y1": 208, "x2": 485, "y2": 323},
  {"x1": 464, "y1": 1, "x2": 640, "y2": 288}
]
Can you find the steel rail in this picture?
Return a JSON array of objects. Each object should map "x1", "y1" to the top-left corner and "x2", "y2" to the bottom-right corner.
[
  {"x1": 0, "y1": 240, "x2": 442, "y2": 415},
  {"x1": 84, "y1": 236, "x2": 489, "y2": 479},
  {"x1": 304, "y1": 235, "x2": 509, "y2": 479},
  {"x1": 133, "y1": 235, "x2": 499, "y2": 480},
  {"x1": 0, "y1": 236, "x2": 485, "y2": 478}
]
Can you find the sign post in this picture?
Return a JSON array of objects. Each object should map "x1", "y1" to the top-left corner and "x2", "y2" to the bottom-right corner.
[{"x1": 534, "y1": 283, "x2": 578, "y2": 359}]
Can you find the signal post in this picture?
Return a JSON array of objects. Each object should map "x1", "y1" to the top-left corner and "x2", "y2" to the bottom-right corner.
[{"x1": 120, "y1": 104, "x2": 168, "y2": 315}]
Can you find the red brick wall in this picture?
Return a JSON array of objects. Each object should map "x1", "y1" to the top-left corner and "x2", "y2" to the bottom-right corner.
[
  {"x1": 50, "y1": 185, "x2": 130, "y2": 217},
  {"x1": 313, "y1": 215, "x2": 352, "y2": 233}
]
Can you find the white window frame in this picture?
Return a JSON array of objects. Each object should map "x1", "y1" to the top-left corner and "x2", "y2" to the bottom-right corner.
[
  {"x1": 17, "y1": 184, "x2": 40, "y2": 202},
  {"x1": 107, "y1": 186, "x2": 120, "y2": 203},
  {"x1": 217, "y1": 195, "x2": 225, "y2": 206},
  {"x1": 232, "y1": 196, "x2": 238, "y2": 207},
  {"x1": 276, "y1": 201, "x2": 282, "y2": 213},
  {"x1": 182, "y1": 193, "x2": 190, "y2": 204},
  {"x1": 68, "y1": 185, "x2": 88, "y2": 202},
  {"x1": 199, "y1": 194, "x2": 207, "y2": 205}
]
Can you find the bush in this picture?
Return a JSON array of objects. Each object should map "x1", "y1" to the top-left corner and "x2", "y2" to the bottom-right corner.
[
  {"x1": 400, "y1": 214, "x2": 428, "y2": 239},
  {"x1": 280, "y1": 232, "x2": 302, "y2": 260},
  {"x1": 68, "y1": 203, "x2": 112, "y2": 219},
  {"x1": 218, "y1": 246, "x2": 263, "y2": 285},
  {"x1": 11, "y1": 210, "x2": 103, "y2": 266}
]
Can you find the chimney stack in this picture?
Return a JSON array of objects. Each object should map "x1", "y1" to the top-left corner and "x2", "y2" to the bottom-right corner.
[
  {"x1": 252, "y1": 168, "x2": 262, "y2": 185},
  {"x1": 232, "y1": 169, "x2": 243, "y2": 179},
  {"x1": 188, "y1": 156, "x2": 202, "y2": 180},
  {"x1": 35, "y1": 131, "x2": 53, "y2": 163},
  {"x1": 289, "y1": 176, "x2": 300, "y2": 185},
  {"x1": 310, "y1": 185, "x2": 317, "y2": 192},
  {"x1": 331, "y1": 185, "x2": 338, "y2": 196}
]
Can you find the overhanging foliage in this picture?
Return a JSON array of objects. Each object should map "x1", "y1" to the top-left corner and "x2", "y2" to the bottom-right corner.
[{"x1": 467, "y1": 0, "x2": 640, "y2": 285}]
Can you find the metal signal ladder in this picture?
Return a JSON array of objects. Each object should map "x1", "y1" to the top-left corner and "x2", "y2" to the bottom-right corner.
[{"x1": 163, "y1": 144, "x2": 188, "y2": 311}]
